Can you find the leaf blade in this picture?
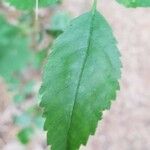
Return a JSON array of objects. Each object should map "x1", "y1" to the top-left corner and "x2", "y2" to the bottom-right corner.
[
  {"x1": 0, "y1": 16, "x2": 32, "y2": 83},
  {"x1": 116, "y1": 0, "x2": 150, "y2": 7},
  {"x1": 5, "y1": 0, "x2": 59, "y2": 10},
  {"x1": 40, "y1": 9, "x2": 121, "y2": 150}
]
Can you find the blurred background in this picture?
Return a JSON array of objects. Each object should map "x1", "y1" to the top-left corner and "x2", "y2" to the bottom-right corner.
[{"x1": 0, "y1": 0, "x2": 150, "y2": 150}]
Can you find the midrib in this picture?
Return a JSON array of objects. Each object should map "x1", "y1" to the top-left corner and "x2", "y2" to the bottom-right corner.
[{"x1": 66, "y1": 11, "x2": 96, "y2": 150}]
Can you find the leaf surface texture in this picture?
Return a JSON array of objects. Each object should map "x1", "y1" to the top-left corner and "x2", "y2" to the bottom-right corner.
[{"x1": 40, "y1": 9, "x2": 121, "y2": 150}]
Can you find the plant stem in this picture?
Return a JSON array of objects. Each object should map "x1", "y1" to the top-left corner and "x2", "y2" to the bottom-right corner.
[
  {"x1": 92, "y1": 0, "x2": 97, "y2": 13},
  {"x1": 35, "y1": 0, "x2": 39, "y2": 20}
]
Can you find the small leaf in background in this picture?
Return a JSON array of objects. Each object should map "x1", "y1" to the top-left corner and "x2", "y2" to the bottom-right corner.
[
  {"x1": 14, "y1": 81, "x2": 35, "y2": 103},
  {"x1": 14, "y1": 106, "x2": 44, "y2": 143},
  {"x1": 14, "y1": 107, "x2": 44, "y2": 128},
  {"x1": 14, "y1": 113, "x2": 31, "y2": 127},
  {"x1": 33, "y1": 49, "x2": 48, "y2": 69},
  {"x1": 40, "y1": 7, "x2": 121, "y2": 150},
  {"x1": 14, "y1": 94, "x2": 26, "y2": 103},
  {"x1": 17, "y1": 127, "x2": 34, "y2": 144},
  {"x1": 0, "y1": 16, "x2": 32, "y2": 83},
  {"x1": 47, "y1": 11, "x2": 71, "y2": 37},
  {"x1": 5, "y1": 0, "x2": 60, "y2": 10},
  {"x1": 116, "y1": 0, "x2": 150, "y2": 7}
]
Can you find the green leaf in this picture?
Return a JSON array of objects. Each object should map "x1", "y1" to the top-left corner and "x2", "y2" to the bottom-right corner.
[
  {"x1": 0, "y1": 16, "x2": 32, "y2": 83},
  {"x1": 14, "y1": 113, "x2": 31, "y2": 127},
  {"x1": 14, "y1": 81, "x2": 35, "y2": 103},
  {"x1": 47, "y1": 11, "x2": 71, "y2": 37},
  {"x1": 40, "y1": 8, "x2": 121, "y2": 150},
  {"x1": 116, "y1": 0, "x2": 150, "y2": 7},
  {"x1": 33, "y1": 49, "x2": 48, "y2": 69},
  {"x1": 17, "y1": 127, "x2": 34, "y2": 144},
  {"x1": 5, "y1": 0, "x2": 59, "y2": 10}
]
